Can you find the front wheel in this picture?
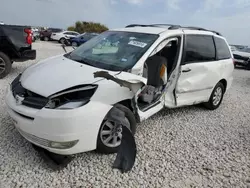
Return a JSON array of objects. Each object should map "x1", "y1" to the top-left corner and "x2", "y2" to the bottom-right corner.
[
  {"x1": 72, "y1": 42, "x2": 78, "y2": 47},
  {"x1": 246, "y1": 62, "x2": 250, "y2": 70},
  {"x1": 96, "y1": 104, "x2": 136, "y2": 154},
  {"x1": 204, "y1": 82, "x2": 225, "y2": 110}
]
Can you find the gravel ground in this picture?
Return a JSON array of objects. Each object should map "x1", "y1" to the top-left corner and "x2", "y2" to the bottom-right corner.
[{"x1": 0, "y1": 41, "x2": 250, "y2": 188}]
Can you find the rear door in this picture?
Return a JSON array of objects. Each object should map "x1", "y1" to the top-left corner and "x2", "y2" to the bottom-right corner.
[
  {"x1": 213, "y1": 36, "x2": 234, "y2": 90},
  {"x1": 175, "y1": 34, "x2": 222, "y2": 107}
]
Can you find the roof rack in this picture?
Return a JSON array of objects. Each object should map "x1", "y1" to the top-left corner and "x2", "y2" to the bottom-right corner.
[
  {"x1": 125, "y1": 24, "x2": 222, "y2": 36},
  {"x1": 125, "y1": 24, "x2": 181, "y2": 28},
  {"x1": 168, "y1": 26, "x2": 222, "y2": 36}
]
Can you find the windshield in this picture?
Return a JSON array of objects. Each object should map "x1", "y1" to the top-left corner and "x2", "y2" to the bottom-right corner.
[{"x1": 66, "y1": 31, "x2": 159, "y2": 71}]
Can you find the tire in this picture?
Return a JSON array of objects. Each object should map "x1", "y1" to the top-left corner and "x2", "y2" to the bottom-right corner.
[
  {"x1": 204, "y1": 82, "x2": 225, "y2": 110},
  {"x1": 96, "y1": 104, "x2": 136, "y2": 154},
  {"x1": 246, "y1": 62, "x2": 250, "y2": 70},
  {"x1": 44, "y1": 36, "x2": 49, "y2": 41},
  {"x1": 59, "y1": 38, "x2": 66, "y2": 44},
  {"x1": 72, "y1": 42, "x2": 78, "y2": 47},
  {"x1": 0, "y1": 52, "x2": 12, "y2": 79}
]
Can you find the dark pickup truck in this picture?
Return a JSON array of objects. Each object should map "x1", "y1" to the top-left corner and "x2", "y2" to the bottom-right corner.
[
  {"x1": 39, "y1": 28, "x2": 63, "y2": 41},
  {"x1": 0, "y1": 24, "x2": 36, "y2": 78}
]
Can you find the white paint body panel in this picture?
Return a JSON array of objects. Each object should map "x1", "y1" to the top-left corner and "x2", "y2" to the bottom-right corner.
[
  {"x1": 5, "y1": 85, "x2": 112, "y2": 155},
  {"x1": 176, "y1": 61, "x2": 222, "y2": 106},
  {"x1": 5, "y1": 27, "x2": 234, "y2": 155},
  {"x1": 51, "y1": 31, "x2": 79, "y2": 41}
]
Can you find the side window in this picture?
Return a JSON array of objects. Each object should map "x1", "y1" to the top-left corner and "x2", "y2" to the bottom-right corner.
[
  {"x1": 64, "y1": 32, "x2": 71, "y2": 35},
  {"x1": 84, "y1": 34, "x2": 94, "y2": 40},
  {"x1": 72, "y1": 32, "x2": 79, "y2": 36},
  {"x1": 184, "y1": 35, "x2": 216, "y2": 63},
  {"x1": 214, "y1": 37, "x2": 231, "y2": 60}
]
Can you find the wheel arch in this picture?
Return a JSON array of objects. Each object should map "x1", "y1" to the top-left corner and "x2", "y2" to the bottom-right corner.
[
  {"x1": 115, "y1": 99, "x2": 140, "y2": 123},
  {"x1": 219, "y1": 79, "x2": 227, "y2": 93}
]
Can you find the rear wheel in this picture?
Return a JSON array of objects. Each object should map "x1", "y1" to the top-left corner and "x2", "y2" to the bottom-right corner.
[
  {"x1": 0, "y1": 52, "x2": 12, "y2": 79},
  {"x1": 204, "y1": 82, "x2": 225, "y2": 110},
  {"x1": 59, "y1": 38, "x2": 66, "y2": 44},
  {"x1": 44, "y1": 36, "x2": 49, "y2": 41},
  {"x1": 96, "y1": 104, "x2": 136, "y2": 154}
]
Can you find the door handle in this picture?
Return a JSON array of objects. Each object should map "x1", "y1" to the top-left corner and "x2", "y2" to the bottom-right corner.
[{"x1": 182, "y1": 68, "x2": 191, "y2": 73}]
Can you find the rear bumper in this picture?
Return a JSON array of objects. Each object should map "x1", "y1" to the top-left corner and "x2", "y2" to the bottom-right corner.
[{"x1": 14, "y1": 50, "x2": 36, "y2": 62}]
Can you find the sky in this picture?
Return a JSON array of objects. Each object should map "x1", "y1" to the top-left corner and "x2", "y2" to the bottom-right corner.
[{"x1": 1, "y1": 0, "x2": 250, "y2": 45}]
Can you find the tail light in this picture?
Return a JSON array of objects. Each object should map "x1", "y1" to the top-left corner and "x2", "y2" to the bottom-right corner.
[
  {"x1": 232, "y1": 58, "x2": 236, "y2": 68},
  {"x1": 24, "y1": 28, "x2": 32, "y2": 45}
]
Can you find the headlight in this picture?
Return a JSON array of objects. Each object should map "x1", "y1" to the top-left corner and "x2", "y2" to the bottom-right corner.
[{"x1": 45, "y1": 84, "x2": 98, "y2": 110}]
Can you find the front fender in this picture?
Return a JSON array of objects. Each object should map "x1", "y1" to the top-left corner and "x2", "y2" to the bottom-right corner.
[{"x1": 92, "y1": 71, "x2": 146, "y2": 105}]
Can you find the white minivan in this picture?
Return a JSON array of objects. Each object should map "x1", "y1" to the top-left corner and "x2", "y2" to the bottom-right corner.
[{"x1": 5, "y1": 24, "x2": 234, "y2": 156}]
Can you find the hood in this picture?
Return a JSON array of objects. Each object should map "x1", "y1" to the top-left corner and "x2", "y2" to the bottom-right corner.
[
  {"x1": 233, "y1": 50, "x2": 250, "y2": 58},
  {"x1": 20, "y1": 55, "x2": 116, "y2": 97}
]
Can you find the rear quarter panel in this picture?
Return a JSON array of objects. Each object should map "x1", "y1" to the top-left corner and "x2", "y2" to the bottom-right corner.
[{"x1": 0, "y1": 25, "x2": 31, "y2": 51}]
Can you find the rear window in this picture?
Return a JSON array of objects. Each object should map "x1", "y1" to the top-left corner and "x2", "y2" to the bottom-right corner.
[
  {"x1": 49, "y1": 28, "x2": 62, "y2": 33},
  {"x1": 214, "y1": 37, "x2": 231, "y2": 60},
  {"x1": 184, "y1": 35, "x2": 216, "y2": 63}
]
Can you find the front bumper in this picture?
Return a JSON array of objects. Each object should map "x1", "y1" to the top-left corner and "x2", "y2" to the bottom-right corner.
[{"x1": 5, "y1": 85, "x2": 112, "y2": 155}]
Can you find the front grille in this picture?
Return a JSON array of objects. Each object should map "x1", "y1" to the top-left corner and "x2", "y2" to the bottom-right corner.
[
  {"x1": 17, "y1": 128, "x2": 50, "y2": 147},
  {"x1": 11, "y1": 76, "x2": 48, "y2": 109}
]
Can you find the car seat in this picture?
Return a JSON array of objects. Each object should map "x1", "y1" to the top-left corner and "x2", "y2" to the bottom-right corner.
[{"x1": 138, "y1": 55, "x2": 168, "y2": 104}]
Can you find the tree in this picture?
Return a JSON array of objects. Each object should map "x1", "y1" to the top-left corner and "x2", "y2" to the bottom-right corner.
[{"x1": 67, "y1": 21, "x2": 109, "y2": 33}]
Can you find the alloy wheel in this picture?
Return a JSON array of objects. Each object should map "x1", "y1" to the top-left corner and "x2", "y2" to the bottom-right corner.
[
  {"x1": 0, "y1": 57, "x2": 6, "y2": 75},
  {"x1": 100, "y1": 118, "x2": 130, "y2": 148},
  {"x1": 212, "y1": 87, "x2": 222, "y2": 106}
]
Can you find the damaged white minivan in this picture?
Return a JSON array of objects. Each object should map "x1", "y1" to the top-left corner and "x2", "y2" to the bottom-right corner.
[{"x1": 5, "y1": 24, "x2": 234, "y2": 155}]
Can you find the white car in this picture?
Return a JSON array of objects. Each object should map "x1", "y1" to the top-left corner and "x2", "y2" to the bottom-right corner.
[
  {"x1": 5, "y1": 24, "x2": 234, "y2": 156},
  {"x1": 50, "y1": 30, "x2": 80, "y2": 43}
]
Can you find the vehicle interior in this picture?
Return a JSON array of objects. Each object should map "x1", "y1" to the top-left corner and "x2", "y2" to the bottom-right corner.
[{"x1": 139, "y1": 39, "x2": 180, "y2": 111}]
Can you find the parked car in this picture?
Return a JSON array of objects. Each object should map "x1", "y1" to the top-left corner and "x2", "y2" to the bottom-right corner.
[
  {"x1": 39, "y1": 28, "x2": 63, "y2": 41},
  {"x1": 0, "y1": 24, "x2": 36, "y2": 78},
  {"x1": 5, "y1": 24, "x2": 234, "y2": 157},
  {"x1": 32, "y1": 30, "x2": 40, "y2": 42},
  {"x1": 50, "y1": 31, "x2": 80, "y2": 44},
  {"x1": 230, "y1": 45, "x2": 250, "y2": 70},
  {"x1": 69, "y1": 33, "x2": 99, "y2": 47}
]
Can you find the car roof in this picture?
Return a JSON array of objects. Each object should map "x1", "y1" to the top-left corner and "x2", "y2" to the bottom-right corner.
[
  {"x1": 110, "y1": 24, "x2": 223, "y2": 37},
  {"x1": 111, "y1": 26, "x2": 167, "y2": 34}
]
